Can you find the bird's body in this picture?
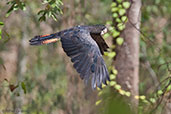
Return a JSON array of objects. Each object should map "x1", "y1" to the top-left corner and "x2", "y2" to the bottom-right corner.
[{"x1": 29, "y1": 25, "x2": 110, "y2": 89}]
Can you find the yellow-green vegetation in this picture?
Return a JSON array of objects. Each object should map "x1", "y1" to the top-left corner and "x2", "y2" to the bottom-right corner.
[{"x1": 96, "y1": 0, "x2": 171, "y2": 114}]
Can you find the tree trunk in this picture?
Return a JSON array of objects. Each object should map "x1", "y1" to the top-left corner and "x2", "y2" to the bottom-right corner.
[
  {"x1": 13, "y1": 11, "x2": 30, "y2": 114},
  {"x1": 114, "y1": 0, "x2": 141, "y2": 108}
]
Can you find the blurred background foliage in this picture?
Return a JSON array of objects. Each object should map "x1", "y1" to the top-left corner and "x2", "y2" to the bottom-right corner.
[
  {"x1": 0, "y1": 0, "x2": 170, "y2": 114},
  {"x1": 140, "y1": 0, "x2": 171, "y2": 95}
]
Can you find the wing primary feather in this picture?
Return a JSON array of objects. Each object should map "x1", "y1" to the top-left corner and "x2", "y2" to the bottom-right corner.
[
  {"x1": 102, "y1": 66, "x2": 107, "y2": 85},
  {"x1": 76, "y1": 54, "x2": 88, "y2": 73},
  {"x1": 74, "y1": 54, "x2": 87, "y2": 73},
  {"x1": 73, "y1": 55, "x2": 85, "y2": 71},
  {"x1": 81, "y1": 59, "x2": 92, "y2": 78},
  {"x1": 99, "y1": 66, "x2": 103, "y2": 88},
  {"x1": 104, "y1": 66, "x2": 110, "y2": 81},
  {"x1": 78, "y1": 55, "x2": 90, "y2": 77},
  {"x1": 96, "y1": 67, "x2": 102, "y2": 89},
  {"x1": 91, "y1": 73, "x2": 97, "y2": 89},
  {"x1": 83, "y1": 57, "x2": 93, "y2": 84},
  {"x1": 84, "y1": 71, "x2": 91, "y2": 85}
]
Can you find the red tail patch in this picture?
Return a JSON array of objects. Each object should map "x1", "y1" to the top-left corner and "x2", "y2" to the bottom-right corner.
[
  {"x1": 40, "y1": 34, "x2": 50, "y2": 37},
  {"x1": 42, "y1": 38, "x2": 58, "y2": 44}
]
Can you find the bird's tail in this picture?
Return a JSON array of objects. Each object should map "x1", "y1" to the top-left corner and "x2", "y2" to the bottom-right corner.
[{"x1": 29, "y1": 33, "x2": 60, "y2": 45}]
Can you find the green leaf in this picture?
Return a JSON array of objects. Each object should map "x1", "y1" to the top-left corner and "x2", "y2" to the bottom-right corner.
[
  {"x1": 109, "y1": 26, "x2": 115, "y2": 32},
  {"x1": 118, "y1": 4, "x2": 122, "y2": 8},
  {"x1": 116, "y1": 18, "x2": 121, "y2": 23},
  {"x1": 38, "y1": 10, "x2": 45, "y2": 15},
  {"x1": 119, "y1": 9, "x2": 126, "y2": 16},
  {"x1": 112, "y1": 68, "x2": 118, "y2": 75},
  {"x1": 114, "y1": 84, "x2": 121, "y2": 90},
  {"x1": 39, "y1": 15, "x2": 46, "y2": 22},
  {"x1": 98, "y1": 91, "x2": 103, "y2": 96},
  {"x1": 38, "y1": 0, "x2": 63, "y2": 22},
  {"x1": 116, "y1": 0, "x2": 122, "y2": 3},
  {"x1": 121, "y1": 16, "x2": 127, "y2": 22},
  {"x1": 112, "y1": 30, "x2": 120, "y2": 37},
  {"x1": 49, "y1": 0, "x2": 56, "y2": 5},
  {"x1": 51, "y1": 13, "x2": 57, "y2": 21},
  {"x1": 107, "y1": 52, "x2": 116, "y2": 58},
  {"x1": 140, "y1": 95, "x2": 146, "y2": 100},
  {"x1": 166, "y1": 85, "x2": 171, "y2": 91},
  {"x1": 6, "y1": 4, "x2": 15, "y2": 17},
  {"x1": 95, "y1": 100, "x2": 102, "y2": 106},
  {"x1": 125, "y1": 92, "x2": 131, "y2": 97},
  {"x1": 142, "y1": 99, "x2": 149, "y2": 104},
  {"x1": 110, "y1": 81, "x2": 116, "y2": 86},
  {"x1": 117, "y1": 23, "x2": 125, "y2": 31},
  {"x1": 111, "y1": 7, "x2": 119, "y2": 12},
  {"x1": 21, "y1": 82, "x2": 27, "y2": 94},
  {"x1": 102, "y1": 83, "x2": 106, "y2": 88},
  {"x1": 116, "y1": 37, "x2": 124, "y2": 45},
  {"x1": 135, "y1": 95, "x2": 139, "y2": 99},
  {"x1": 112, "y1": 13, "x2": 118, "y2": 18},
  {"x1": 13, "y1": 4, "x2": 19, "y2": 11},
  {"x1": 0, "y1": 21, "x2": 4, "y2": 26},
  {"x1": 150, "y1": 98, "x2": 156, "y2": 103},
  {"x1": 119, "y1": 89, "x2": 125, "y2": 95},
  {"x1": 18, "y1": 2, "x2": 26, "y2": 11},
  {"x1": 122, "y1": 2, "x2": 130, "y2": 9},
  {"x1": 111, "y1": 2, "x2": 117, "y2": 7},
  {"x1": 5, "y1": 0, "x2": 26, "y2": 16},
  {"x1": 110, "y1": 74, "x2": 116, "y2": 80},
  {"x1": 157, "y1": 90, "x2": 163, "y2": 95}
]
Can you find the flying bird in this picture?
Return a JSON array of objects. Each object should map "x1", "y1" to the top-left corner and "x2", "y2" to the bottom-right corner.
[{"x1": 29, "y1": 25, "x2": 110, "y2": 89}]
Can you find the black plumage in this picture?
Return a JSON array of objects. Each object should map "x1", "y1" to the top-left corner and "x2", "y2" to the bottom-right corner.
[{"x1": 29, "y1": 25, "x2": 110, "y2": 89}]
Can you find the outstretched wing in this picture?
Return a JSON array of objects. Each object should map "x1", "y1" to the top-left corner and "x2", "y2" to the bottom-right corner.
[{"x1": 61, "y1": 29, "x2": 110, "y2": 89}]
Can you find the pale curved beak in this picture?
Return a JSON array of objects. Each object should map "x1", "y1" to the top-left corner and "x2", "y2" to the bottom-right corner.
[{"x1": 101, "y1": 28, "x2": 108, "y2": 35}]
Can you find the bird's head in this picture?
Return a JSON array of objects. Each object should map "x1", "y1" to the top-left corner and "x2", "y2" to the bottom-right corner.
[
  {"x1": 100, "y1": 26, "x2": 108, "y2": 35},
  {"x1": 88, "y1": 25, "x2": 108, "y2": 35}
]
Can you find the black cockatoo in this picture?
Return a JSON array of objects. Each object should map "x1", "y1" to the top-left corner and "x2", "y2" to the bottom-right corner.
[{"x1": 29, "y1": 25, "x2": 110, "y2": 89}]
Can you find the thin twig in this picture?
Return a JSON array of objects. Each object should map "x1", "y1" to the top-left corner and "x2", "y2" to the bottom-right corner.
[
  {"x1": 155, "y1": 76, "x2": 171, "y2": 93},
  {"x1": 150, "y1": 79, "x2": 171, "y2": 114}
]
